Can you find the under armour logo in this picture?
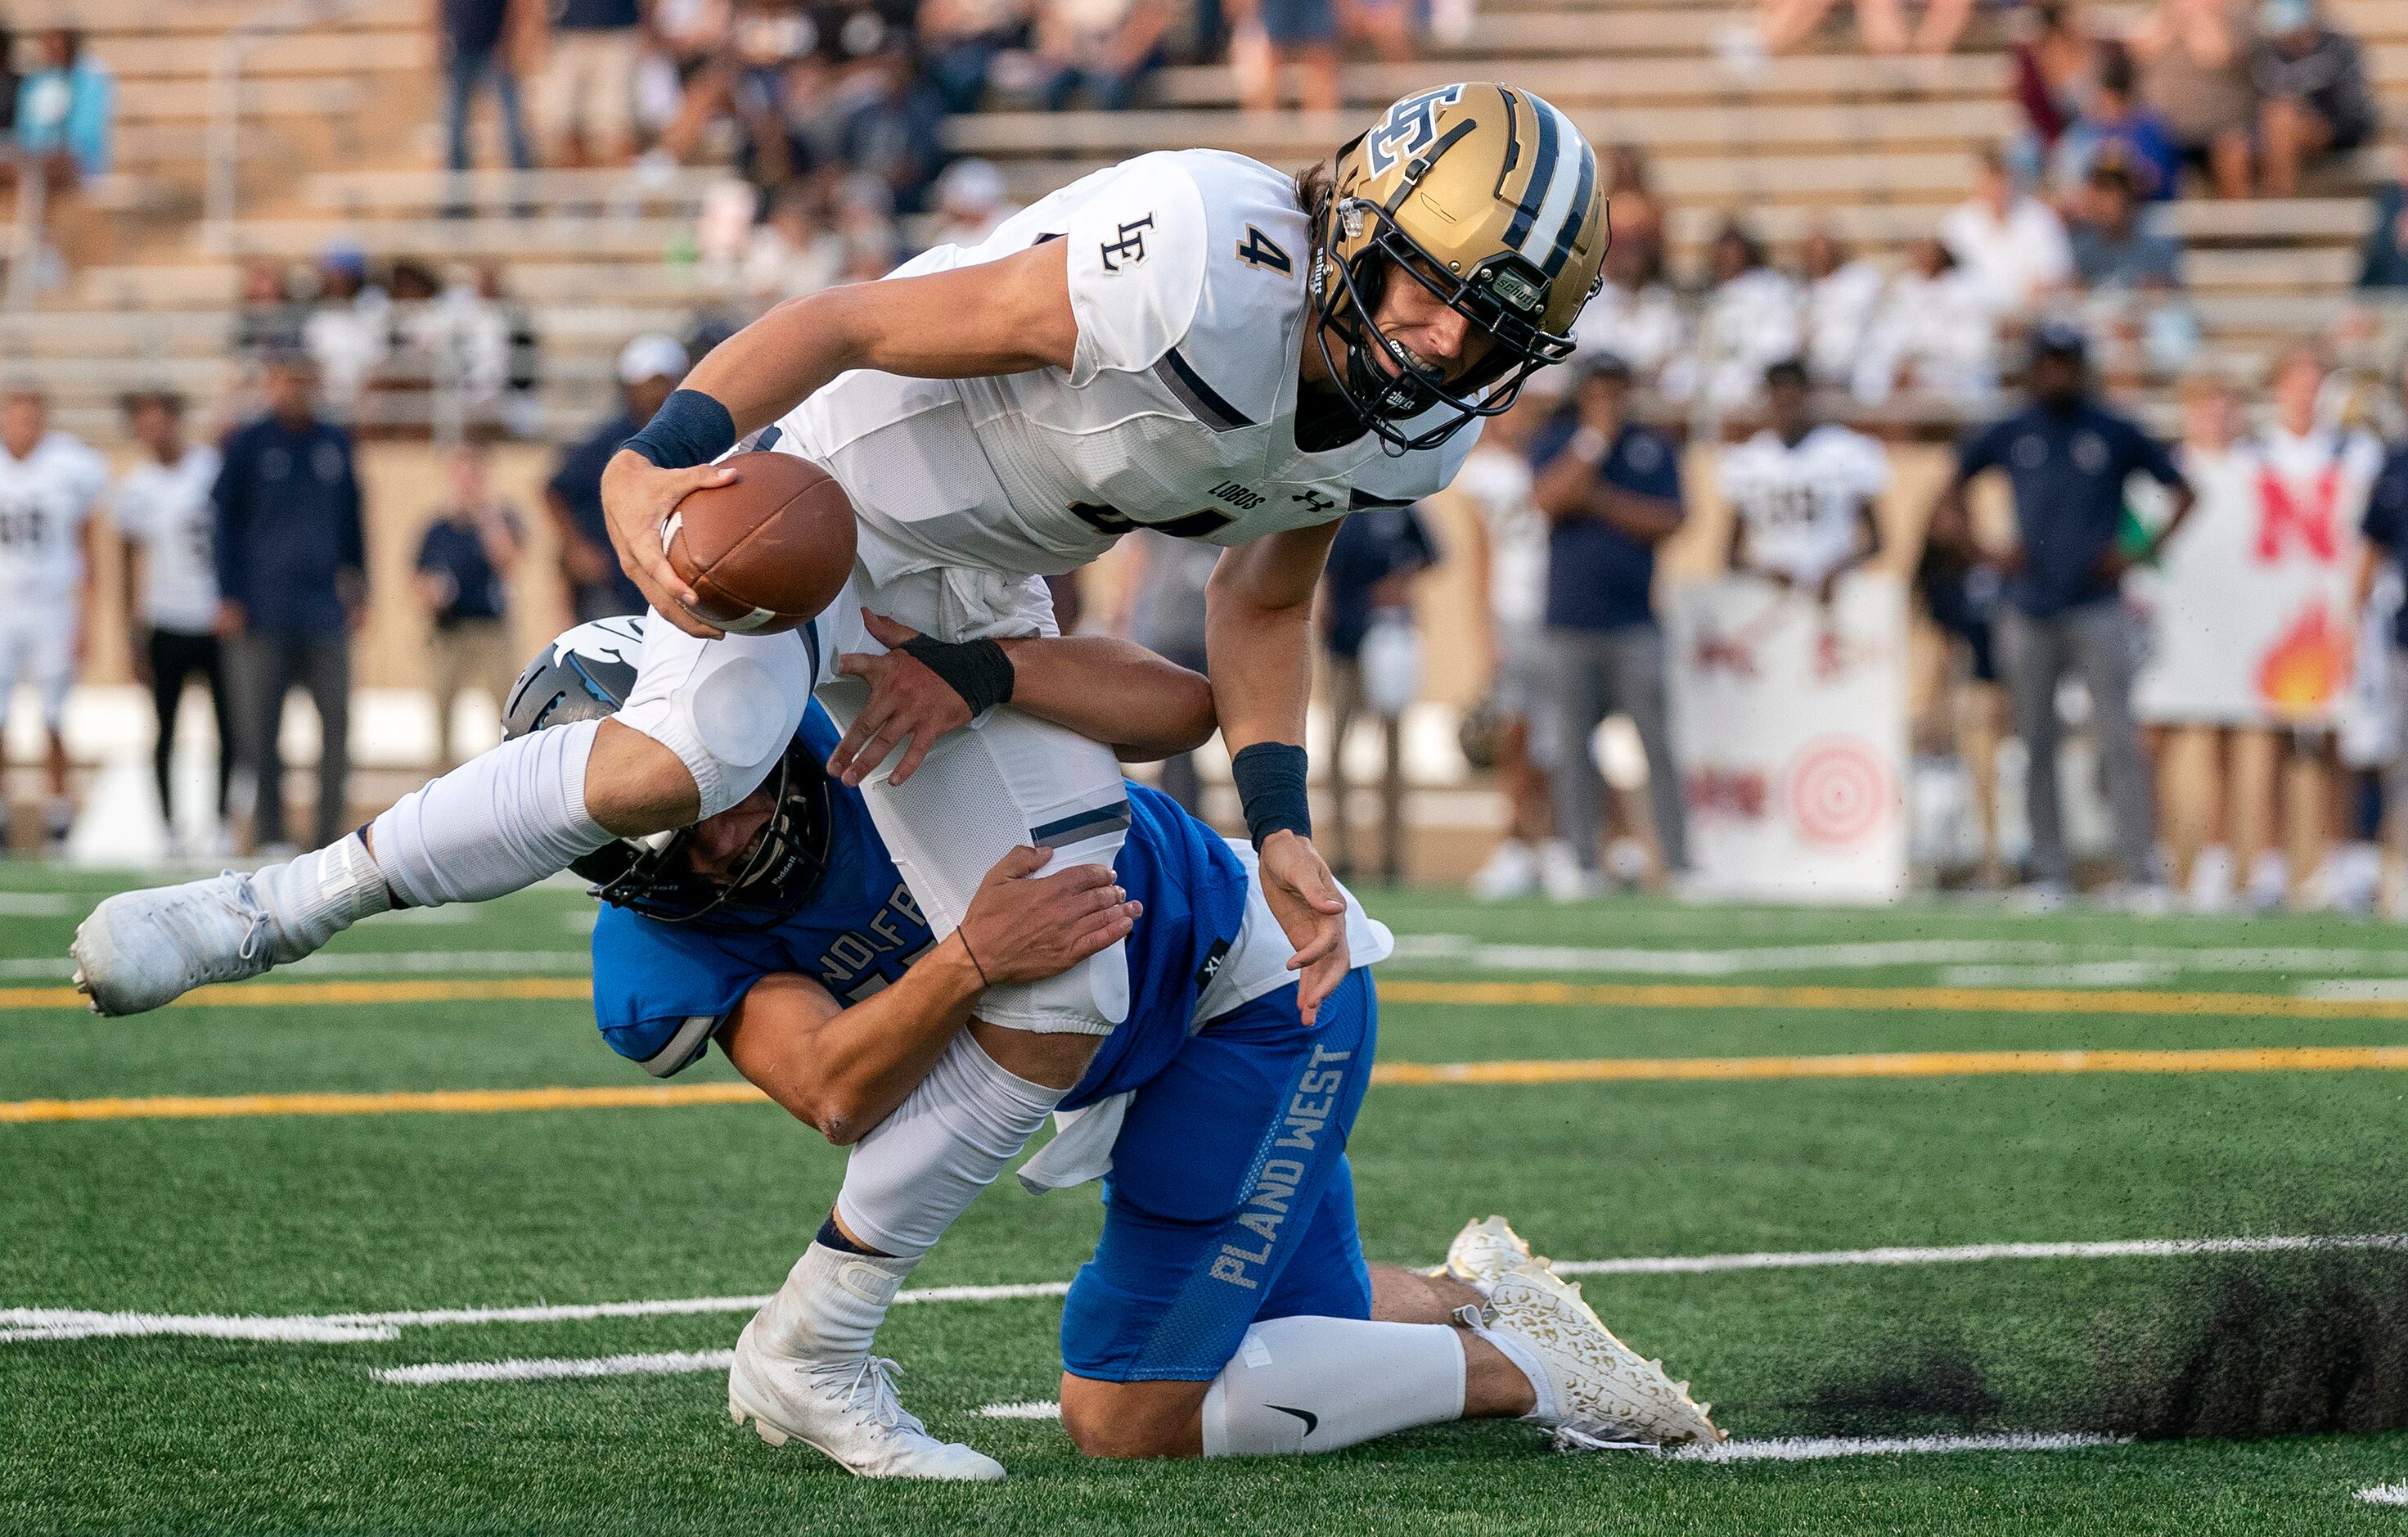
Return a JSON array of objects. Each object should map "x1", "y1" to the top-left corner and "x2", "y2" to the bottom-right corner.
[
  {"x1": 1290, "y1": 489, "x2": 1338, "y2": 516},
  {"x1": 1099, "y1": 214, "x2": 1156, "y2": 272},
  {"x1": 1363, "y1": 85, "x2": 1465, "y2": 176}
]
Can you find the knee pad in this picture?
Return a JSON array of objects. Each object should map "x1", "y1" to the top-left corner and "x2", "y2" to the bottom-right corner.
[{"x1": 619, "y1": 652, "x2": 806, "y2": 818}]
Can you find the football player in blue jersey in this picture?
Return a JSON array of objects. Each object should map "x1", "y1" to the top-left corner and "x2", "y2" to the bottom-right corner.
[{"x1": 516, "y1": 616, "x2": 1717, "y2": 1480}]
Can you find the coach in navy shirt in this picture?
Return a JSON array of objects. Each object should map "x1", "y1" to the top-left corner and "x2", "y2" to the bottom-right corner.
[
  {"x1": 1933, "y1": 324, "x2": 2193, "y2": 899},
  {"x1": 213, "y1": 348, "x2": 367, "y2": 854},
  {"x1": 1529, "y1": 354, "x2": 1689, "y2": 896},
  {"x1": 547, "y1": 335, "x2": 683, "y2": 622}
]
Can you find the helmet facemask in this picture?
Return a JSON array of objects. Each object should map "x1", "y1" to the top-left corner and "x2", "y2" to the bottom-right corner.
[{"x1": 573, "y1": 741, "x2": 835, "y2": 931}]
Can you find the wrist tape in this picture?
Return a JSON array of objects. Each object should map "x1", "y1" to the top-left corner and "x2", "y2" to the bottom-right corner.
[
  {"x1": 900, "y1": 635, "x2": 1015, "y2": 718},
  {"x1": 1231, "y1": 741, "x2": 1312, "y2": 850}
]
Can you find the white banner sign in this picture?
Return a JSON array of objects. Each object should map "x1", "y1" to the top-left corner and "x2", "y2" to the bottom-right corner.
[
  {"x1": 2135, "y1": 436, "x2": 2373, "y2": 728},
  {"x1": 1664, "y1": 575, "x2": 1910, "y2": 904}
]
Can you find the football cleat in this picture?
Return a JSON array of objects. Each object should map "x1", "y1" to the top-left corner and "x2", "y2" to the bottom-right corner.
[
  {"x1": 727, "y1": 1318, "x2": 1006, "y2": 1481},
  {"x1": 72, "y1": 871, "x2": 295, "y2": 1016},
  {"x1": 1481, "y1": 1272, "x2": 1722, "y2": 1447},
  {"x1": 1433, "y1": 1215, "x2": 1538, "y2": 1288}
]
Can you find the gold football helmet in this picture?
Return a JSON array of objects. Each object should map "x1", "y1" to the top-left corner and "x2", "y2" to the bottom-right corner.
[{"x1": 1310, "y1": 82, "x2": 1608, "y2": 451}]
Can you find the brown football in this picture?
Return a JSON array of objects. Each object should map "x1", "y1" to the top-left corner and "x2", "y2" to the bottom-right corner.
[{"x1": 661, "y1": 451, "x2": 857, "y2": 634}]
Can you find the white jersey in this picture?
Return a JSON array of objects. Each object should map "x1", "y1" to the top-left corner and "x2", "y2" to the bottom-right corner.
[
  {"x1": 112, "y1": 444, "x2": 223, "y2": 633},
  {"x1": 1452, "y1": 444, "x2": 1546, "y2": 631},
  {"x1": 1718, "y1": 425, "x2": 1889, "y2": 588},
  {"x1": 776, "y1": 150, "x2": 1475, "y2": 588},
  {"x1": 0, "y1": 431, "x2": 106, "y2": 607}
]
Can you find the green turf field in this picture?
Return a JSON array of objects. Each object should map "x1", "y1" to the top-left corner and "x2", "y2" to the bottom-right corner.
[{"x1": 8, "y1": 870, "x2": 2408, "y2": 1534}]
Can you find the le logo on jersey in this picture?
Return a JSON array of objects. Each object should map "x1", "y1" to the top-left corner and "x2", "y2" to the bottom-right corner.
[
  {"x1": 1363, "y1": 85, "x2": 1465, "y2": 176},
  {"x1": 1100, "y1": 214, "x2": 1156, "y2": 273}
]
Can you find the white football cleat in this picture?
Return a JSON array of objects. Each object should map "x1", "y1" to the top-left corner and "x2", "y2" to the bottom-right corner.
[
  {"x1": 1482, "y1": 1272, "x2": 1722, "y2": 1448},
  {"x1": 1433, "y1": 1215, "x2": 1537, "y2": 1288},
  {"x1": 72, "y1": 871, "x2": 295, "y2": 1016},
  {"x1": 1469, "y1": 841, "x2": 1540, "y2": 901},
  {"x1": 727, "y1": 1318, "x2": 1006, "y2": 1481}
]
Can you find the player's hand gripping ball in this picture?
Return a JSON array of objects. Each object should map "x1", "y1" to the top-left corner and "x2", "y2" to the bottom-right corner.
[{"x1": 660, "y1": 452, "x2": 856, "y2": 633}]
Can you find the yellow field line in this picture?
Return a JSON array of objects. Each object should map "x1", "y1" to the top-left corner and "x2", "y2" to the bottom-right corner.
[
  {"x1": 9, "y1": 1045, "x2": 2408, "y2": 1123},
  {"x1": 1380, "y1": 979, "x2": 2408, "y2": 1021},
  {"x1": 6, "y1": 975, "x2": 2403, "y2": 1021}
]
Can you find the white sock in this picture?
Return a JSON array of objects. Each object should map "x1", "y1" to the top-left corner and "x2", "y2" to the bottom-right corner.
[
  {"x1": 1466, "y1": 1317, "x2": 1560, "y2": 1424},
  {"x1": 367, "y1": 718, "x2": 610, "y2": 908},
  {"x1": 832, "y1": 1032, "x2": 1065, "y2": 1259},
  {"x1": 252, "y1": 832, "x2": 393, "y2": 962},
  {"x1": 753, "y1": 1241, "x2": 920, "y2": 1360},
  {"x1": 1199, "y1": 1316, "x2": 1468, "y2": 1457}
]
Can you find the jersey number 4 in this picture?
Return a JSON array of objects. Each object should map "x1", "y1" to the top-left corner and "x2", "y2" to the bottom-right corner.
[{"x1": 1235, "y1": 225, "x2": 1292, "y2": 275}]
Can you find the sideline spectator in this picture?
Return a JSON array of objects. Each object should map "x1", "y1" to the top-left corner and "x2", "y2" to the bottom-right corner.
[
  {"x1": 232, "y1": 261, "x2": 308, "y2": 358},
  {"x1": 1573, "y1": 237, "x2": 1686, "y2": 392},
  {"x1": 0, "y1": 25, "x2": 17, "y2": 146},
  {"x1": 742, "y1": 182, "x2": 844, "y2": 300},
  {"x1": 1942, "y1": 146, "x2": 2074, "y2": 318},
  {"x1": 539, "y1": 0, "x2": 644, "y2": 167},
  {"x1": 839, "y1": 47, "x2": 949, "y2": 213},
  {"x1": 1854, "y1": 237, "x2": 1999, "y2": 410},
  {"x1": 1931, "y1": 324, "x2": 2192, "y2": 904},
  {"x1": 1800, "y1": 227, "x2": 1887, "y2": 390},
  {"x1": 2358, "y1": 354, "x2": 2408, "y2": 909},
  {"x1": 2068, "y1": 160, "x2": 2185, "y2": 287},
  {"x1": 2252, "y1": 0, "x2": 2376, "y2": 197},
  {"x1": 918, "y1": 0, "x2": 1021, "y2": 112},
  {"x1": 1532, "y1": 355, "x2": 1689, "y2": 897},
  {"x1": 2012, "y1": 0, "x2": 2097, "y2": 156},
  {"x1": 11, "y1": 29, "x2": 113, "y2": 186},
  {"x1": 928, "y1": 158, "x2": 1020, "y2": 249},
  {"x1": 2128, "y1": 0, "x2": 2255, "y2": 199},
  {"x1": 2050, "y1": 43, "x2": 2181, "y2": 201},
  {"x1": 1320, "y1": 502, "x2": 1439, "y2": 886},
  {"x1": 548, "y1": 334, "x2": 685, "y2": 622},
  {"x1": 1035, "y1": 0, "x2": 1172, "y2": 110},
  {"x1": 2357, "y1": 144, "x2": 2408, "y2": 288},
  {"x1": 1116, "y1": 531, "x2": 1218, "y2": 815},
  {"x1": 439, "y1": 0, "x2": 537, "y2": 182},
  {"x1": 415, "y1": 448, "x2": 524, "y2": 771},
  {"x1": 1601, "y1": 145, "x2": 1668, "y2": 276},
  {"x1": 214, "y1": 349, "x2": 367, "y2": 855},
  {"x1": 1458, "y1": 389, "x2": 1558, "y2": 901},
  {"x1": 1230, "y1": 0, "x2": 1340, "y2": 113},
  {"x1": 0, "y1": 385, "x2": 104, "y2": 850},
  {"x1": 1667, "y1": 220, "x2": 1800, "y2": 411},
  {"x1": 113, "y1": 392, "x2": 232, "y2": 853},
  {"x1": 1915, "y1": 530, "x2": 2009, "y2": 887},
  {"x1": 1722, "y1": 359, "x2": 1887, "y2": 606},
  {"x1": 301, "y1": 244, "x2": 390, "y2": 417}
]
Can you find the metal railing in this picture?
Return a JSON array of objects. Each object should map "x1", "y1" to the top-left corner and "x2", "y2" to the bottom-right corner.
[{"x1": 204, "y1": 0, "x2": 397, "y2": 252}]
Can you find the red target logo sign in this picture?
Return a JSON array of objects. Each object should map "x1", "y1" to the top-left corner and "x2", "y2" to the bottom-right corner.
[{"x1": 1785, "y1": 737, "x2": 1890, "y2": 847}]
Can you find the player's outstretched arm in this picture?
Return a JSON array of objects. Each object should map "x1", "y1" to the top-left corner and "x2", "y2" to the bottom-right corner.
[
  {"x1": 601, "y1": 241, "x2": 1079, "y2": 632},
  {"x1": 829, "y1": 611, "x2": 1215, "y2": 787},
  {"x1": 1205, "y1": 522, "x2": 1351, "y2": 1026},
  {"x1": 719, "y1": 848, "x2": 1138, "y2": 1144}
]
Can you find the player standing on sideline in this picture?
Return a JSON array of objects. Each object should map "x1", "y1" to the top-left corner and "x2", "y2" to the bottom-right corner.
[
  {"x1": 1459, "y1": 386, "x2": 1558, "y2": 899},
  {"x1": 112, "y1": 391, "x2": 233, "y2": 855},
  {"x1": 1719, "y1": 358, "x2": 1888, "y2": 611},
  {"x1": 0, "y1": 385, "x2": 106, "y2": 852},
  {"x1": 74, "y1": 85, "x2": 1605, "y2": 1080}
]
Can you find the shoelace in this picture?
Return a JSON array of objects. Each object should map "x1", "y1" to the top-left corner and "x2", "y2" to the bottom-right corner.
[
  {"x1": 216, "y1": 872, "x2": 277, "y2": 969},
  {"x1": 806, "y1": 1354, "x2": 926, "y2": 1436}
]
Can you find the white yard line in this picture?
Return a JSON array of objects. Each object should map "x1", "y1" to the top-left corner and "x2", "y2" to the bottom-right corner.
[
  {"x1": 17, "y1": 1232, "x2": 2398, "y2": 1351},
  {"x1": 979, "y1": 1400, "x2": 1064, "y2": 1419},
  {"x1": 1386, "y1": 934, "x2": 2408, "y2": 980},
  {"x1": 376, "y1": 1349, "x2": 734, "y2": 1386},
  {"x1": 1550, "y1": 1233, "x2": 2408, "y2": 1278},
  {"x1": 2360, "y1": 1482, "x2": 2408, "y2": 1506}
]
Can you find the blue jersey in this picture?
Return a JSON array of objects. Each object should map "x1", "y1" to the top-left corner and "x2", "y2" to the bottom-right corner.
[{"x1": 590, "y1": 703, "x2": 1251, "y2": 1104}]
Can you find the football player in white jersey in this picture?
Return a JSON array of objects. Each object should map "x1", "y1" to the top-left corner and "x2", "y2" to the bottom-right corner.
[
  {"x1": 1718, "y1": 358, "x2": 1888, "y2": 606},
  {"x1": 112, "y1": 392, "x2": 232, "y2": 854},
  {"x1": 73, "y1": 85, "x2": 1605, "y2": 1470},
  {"x1": 0, "y1": 387, "x2": 106, "y2": 850}
]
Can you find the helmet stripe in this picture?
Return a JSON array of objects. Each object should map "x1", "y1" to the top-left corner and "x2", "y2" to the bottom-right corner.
[
  {"x1": 1521, "y1": 100, "x2": 1588, "y2": 269},
  {"x1": 1540, "y1": 132, "x2": 1597, "y2": 280},
  {"x1": 1500, "y1": 93, "x2": 1557, "y2": 253}
]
